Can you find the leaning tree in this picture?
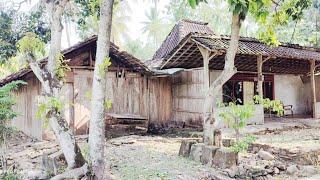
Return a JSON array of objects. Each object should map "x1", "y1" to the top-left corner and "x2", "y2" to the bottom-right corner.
[{"x1": 17, "y1": 0, "x2": 85, "y2": 170}]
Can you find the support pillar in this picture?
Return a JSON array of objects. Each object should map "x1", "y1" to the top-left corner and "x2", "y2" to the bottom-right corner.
[
  {"x1": 310, "y1": 60, "x2": 317, "y2": 118},
  {"x1": 199, "y1": 46, "x2": 213, "y2": 145},
  {"x1": 199, "y1": 47, "x2": 210, "y2": 92},
  {"x1": 257, "y1": 54, "x2": 264, "y2": 97}
]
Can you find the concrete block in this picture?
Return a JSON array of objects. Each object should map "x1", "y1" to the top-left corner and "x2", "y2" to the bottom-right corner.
[
  {"x1": 179, "y1": 140, "x2": 197, "y2": 157},
  {"x1": 189, "y1": 143, "x2": 204, "y2": 162},
  {"x1": 201, "y1": 145, "x2": 219, "y2": 165},
  {"x1": 212, "y1": 147, "x2": 237, "y2": 169}
]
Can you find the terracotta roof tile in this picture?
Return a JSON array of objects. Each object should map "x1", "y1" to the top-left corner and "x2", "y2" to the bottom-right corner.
[{"x1": 152, "y1": 19, "x2": 214, "y2": 60}]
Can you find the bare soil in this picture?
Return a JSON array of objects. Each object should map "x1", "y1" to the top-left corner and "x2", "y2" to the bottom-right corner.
[
  {"x1": 106, "y1": 135, "x2": 227, "y2": 180},
  {"x1": 3, "y1": 118, "x2": 320, "y2": 179}
]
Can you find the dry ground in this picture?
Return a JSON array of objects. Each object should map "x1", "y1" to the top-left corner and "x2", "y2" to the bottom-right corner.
[
  {"x1": 106, "y1": 135, "x2": 227, "y2": 180},
  {"x1": 3, "y1": 118, "x2": 320, "y2": 179}
]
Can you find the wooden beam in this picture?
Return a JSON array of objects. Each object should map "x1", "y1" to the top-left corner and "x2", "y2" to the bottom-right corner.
[
  {"x1": 160, "y1": 37, "x2": 191, "y2": 69},
  {"x1": 168, "y1": 43, "x2": 194, "y2": 67},
  {"x1": 198, "y1": 45, "x2": 210, "y2": 92},
  {"x1": 310, "y1": 60, "x2": 317, "y2": 118}
]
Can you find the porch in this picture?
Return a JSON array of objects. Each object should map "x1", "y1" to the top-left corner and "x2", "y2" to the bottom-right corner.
[{"x1": 156, "y1": 34, "x2": 320, "y2": 126}]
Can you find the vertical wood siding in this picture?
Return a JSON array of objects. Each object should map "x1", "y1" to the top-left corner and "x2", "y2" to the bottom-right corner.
[
  {"x1": 11, "y1": 69, "x2": 173, "y2": 138},
  {"x1": 172, "y1": 69, "x2": 222, "y2": 125},
  {"x1": 73, "y1": 69, "x2": 172, "y2": 134},
  {"x1": 12, "y1": 75, "x2": 42, "y2": 139}
]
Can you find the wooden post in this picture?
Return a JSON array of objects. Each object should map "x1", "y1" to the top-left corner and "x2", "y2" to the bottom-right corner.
[
  {"x1": 198, "y1": 46, "x2": 214, "y2": 145},
  {"x1": 310, "y1": 60, "x2": 317, "y2": 118},
  {"x1": 199, "y1": 46, "x2": 210, "y2": 92},
  {"x1": 257, "y1": 54, "x2": 264, "y2": 97}
]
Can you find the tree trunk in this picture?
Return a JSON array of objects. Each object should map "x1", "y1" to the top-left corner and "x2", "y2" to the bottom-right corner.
[
  {"x1": 26, "y1": 0, "x2": 85, "y2": 169},
  {"x1": 202, "y1": 13, "x2": 242, "y2": 146},
  {"x1": 88, "y1": 0, "x2": 114, "y2": 179},
  {"x1": 257, "y1": 54, "x2": 264, "y2": 97}
]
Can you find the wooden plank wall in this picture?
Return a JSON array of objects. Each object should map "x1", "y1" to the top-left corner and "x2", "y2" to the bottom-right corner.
[
  {"x1": 12, "y1": 74, "x2": 42, "y2": 139},
  {"x1": 73, "y1": 69, "x2": 172, "y2": 134},
  {"x1": 172, "y1": 68, "x2": 222, "y2": 125}
]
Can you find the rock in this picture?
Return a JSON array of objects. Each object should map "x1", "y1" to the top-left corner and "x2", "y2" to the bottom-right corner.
[
  {"x1": 300, "y1": 165, "x2": 318, "y2": 177},
  {"x1": 189, "y1": 143, "x2": 204, "y2": 162},
  {"x1": 222, "y1": 138, "x2": 235, "y2": 147},
  {"x1": 27, "y1": 170, "x2": 48, "y2": 179},
  {"x1": 179, "y1": 140, "x2": 197, "y2": 157},
  {"x1": 252, "y1": 147, "x2": 260, "y2": 153},
  {"x1": 237, "y1": 165, "x2": 246, "y2": 177},
  {"x1": 200, "y1": 145, "x2": 219, "y2": 165},
  {"x1": 275, "y1": 163, "x2": 286, "y2": 171},
  {"x1": 224, "y1": 167, "x2": 237, "y2": 178},
  {"x1": 265, "y1": 167, "x2": 273, "y2": 174},
  {"x1": 212, "y1": 147, "x2": 237, "y2": 169},
  {"x1": 273, "y1": 167, "x2": 280, "y2": 174},
  {"x1": 266, "y1": 174, "x2": 275, "y2": 180},
  {"x1": 258, "y1": 149, "x2": 275, "y2": 160},
  {"x1": 287, "y1": 165, "x2": 298, "y2": 175}
]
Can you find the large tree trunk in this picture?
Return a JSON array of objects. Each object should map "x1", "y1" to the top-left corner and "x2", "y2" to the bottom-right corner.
[
  {"x1": 26, "y1": 0, "x2": 85, "y2": 169},
  {"x1": 88, "y1": 0, "x2": 114, "y2": 179},
  {"x1": 203, "y1": 13, "x2": 242, "y2": 146}
]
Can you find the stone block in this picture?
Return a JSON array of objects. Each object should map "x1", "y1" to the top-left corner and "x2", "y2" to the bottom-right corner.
[
  {"x1": 258, "y1": 149, "x2": 275, "y2": 160},
  {"x1": 212, "y1": 147, "x2": 237, "y2": 169},
  {"x1": 189, "y1": 143, "x2": 204, "y2": 162},
  {"x1": 222, "y1": 138, "x2": 235, "y2": 147},
  {"x1": 201, "y1": 145, "x2": 219, "y2": 165},
  {"x1": 179, "y1": 140, "x2": 197, "y2": 157}
]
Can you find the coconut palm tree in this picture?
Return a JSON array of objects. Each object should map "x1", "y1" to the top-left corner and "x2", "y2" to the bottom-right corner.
[
  {"x1": 142, "y1": 7, "x2": 168, "y2": 47},
  {"x1": 111, "y1": 1, "x2": 131, "y2": 46}
]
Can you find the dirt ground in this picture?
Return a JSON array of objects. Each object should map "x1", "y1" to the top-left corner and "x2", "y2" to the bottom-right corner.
[
  {"x1": 106, "y1": 135, "x2": 226, "y2": 180},
  {"x1": 3, "y1": 118, "x2": 320, "y2": 179}
]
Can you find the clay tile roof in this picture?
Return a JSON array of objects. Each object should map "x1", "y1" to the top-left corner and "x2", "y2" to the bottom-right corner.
[
  {"x1": 0, "y1": 36, "x2": 150, "y2": 85},
  {"x1": 194, "y1": 35, "x2": 320, "y2": 61},
  {"x1": 152, "y1": 19, "x2": 214, "y2": 60}
]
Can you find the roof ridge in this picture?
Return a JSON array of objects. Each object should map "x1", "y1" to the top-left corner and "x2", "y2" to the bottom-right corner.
[{"x1": 180, "y1": 19, "x2": 209, "y2": 25}]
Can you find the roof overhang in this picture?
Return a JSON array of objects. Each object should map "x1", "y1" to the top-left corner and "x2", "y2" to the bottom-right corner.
[{"x1": 158, "y1": 34, "x2": 320, "y2": 75}]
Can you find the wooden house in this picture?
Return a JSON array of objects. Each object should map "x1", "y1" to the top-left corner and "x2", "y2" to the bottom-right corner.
[
  {"x1": 3, "y1": 19, "x2": 320, "y2": 139},
  {"x1": 148, "y1": 19, "x2": 320, "y2": 127},
  {"x1": 0, "y1": 36, "x2": 172, "y2": 139}
]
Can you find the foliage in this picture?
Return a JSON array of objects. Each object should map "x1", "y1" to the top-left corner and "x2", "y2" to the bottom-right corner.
[
  {"x1": 98, "y1": 57, "x2": 112, "y2": 77},
  {"x1": 0, "y1": 6, "x2": 50, "y2": 63},
  {"x1": 187, "y1": 0, "x2": 312, "y2": 45},
  {"x1": 55, "y1": 53, "x2": 71, "y2": 81},
  {"x1": 16, "y1": 32, "x2": 46, "y2": 59},
  {"x1": 74, "y1": 0, "x2": 131, "y2": 45},
  {"x1": 104, "y1": 99, "x2": 113, "y2": 110},
  {"x1": 0, "y1": 80, "x2": 26, "y2": 145},
  {"x1": 81, "y1": 142, "x2": 90, "y2": 162},
  {"x1": 219, "y1": 102, "x2": 255, "y2": 131},
  {"x1": 0, "y1": 11, "x2": 16, "y2": 63},
  {"x1": 36, "y1": 97, "x2": 63, "y2": 123},
  {"x1": 0, "y1": 56, "x2": 26, "y2": 79},
  {"x1": 230, "y1": 134, "x2": 256, "y2": 153},
  {"x1": 0, "y1": 170, "x2": 19, "y2": 180},
  {"x1": 253, "y1": 95, "x2": 284, "y2": 116},
  {"x1": 219, "y1": 102, "x2": 256, "y2": 152},
  {"x1": 142, "y1": 7, "x2": 172, "y2": 47}
]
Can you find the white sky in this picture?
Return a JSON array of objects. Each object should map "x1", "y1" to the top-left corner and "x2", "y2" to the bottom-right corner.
[{"x1": 13, "y1": 0, "x2": 171, "y2": 48}]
